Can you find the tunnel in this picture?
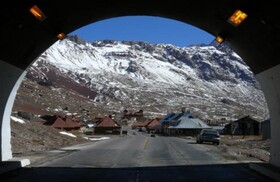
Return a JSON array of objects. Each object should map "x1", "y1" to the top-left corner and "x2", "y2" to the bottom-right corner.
[{"x1": 0, "y1": 0, "x2": 280, "y2": 169}]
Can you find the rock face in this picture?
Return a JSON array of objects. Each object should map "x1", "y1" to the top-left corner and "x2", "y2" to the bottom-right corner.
[{"x1": 25, "y1": 35, "x2": 269, "y2": 122}]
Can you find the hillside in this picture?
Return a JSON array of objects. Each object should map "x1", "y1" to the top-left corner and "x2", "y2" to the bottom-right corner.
[
  {"x1": 25, "y1": 36, "x2": 269, "y2": 122},
  {"x1": 11, "y1": 77, "x2": 103, "y2": 155},
  {"x1": 11, "y1": 117, "x2": 88, "y2": 155}
]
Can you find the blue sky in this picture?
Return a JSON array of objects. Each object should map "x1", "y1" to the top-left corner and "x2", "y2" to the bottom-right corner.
[{"x1": 70, "y1": 16, "x2": 214, "y2": 47}]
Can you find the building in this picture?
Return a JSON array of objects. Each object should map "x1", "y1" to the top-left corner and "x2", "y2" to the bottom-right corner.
[
  {"x1": 122, "y1": 109, "x2": 145, "y2": 122},
  {"x1": 223, "y1": 116, "x2": 260, "y2": 135},
  {"x1": 160, "y1": 112, "x2": 210, "y2": 136},
  {"x1": 43, "y1": 115, "x2": 81, "y2": 131},
  {"x1": 146, "y1": 118, "x2": 162, "y2": 133},
  {"x1": 160, "y1": 112, "x2": 193, "y2": 135},
  {"x1": 167, "y1": 117, "x2": 211, "y2": 136},
  {"x1": 131, "y1": 120, "x2": 150, "y2": 130},
  {"x1": 94, "y1": 116, "x2": 121, "y2": 134}
]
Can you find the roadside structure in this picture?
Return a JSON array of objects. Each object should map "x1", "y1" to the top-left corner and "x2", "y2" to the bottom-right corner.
[
  {"x1": 43, "y1": 115, "x2": 81, "y2": 131},
  {"x1": 146, "y1": 118, "x2": 161, "y2": 133},
  {"x1": 94, "y1": 115, "x2": 121, "y2": 134},
  {"x1": 160, "y1": 111, "x2": 211, "y2": 136},
  {"x1": 167, "y1": 116, "x2": 211, "y2": 136},
  {"x1": 223, "y1": 115, "x2": 260, "y2": 135}
]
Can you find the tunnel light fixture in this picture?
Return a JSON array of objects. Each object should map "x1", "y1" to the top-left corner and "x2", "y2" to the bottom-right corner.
[
  {"x1": 57, "y1": 32, "x2": 67, "y2": 40},
  {"x1": 228, "y1": 9, "x2": 248, "y2": 26},
  {"x1": 215, "y1": 36, "x2": 224, "y2": 44},
  {"x1": 29, "y1": 5, "x2": 46, "y2": 21}
]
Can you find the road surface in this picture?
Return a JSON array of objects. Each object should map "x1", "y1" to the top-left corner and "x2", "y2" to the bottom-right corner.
[{"x1": 0, "y1": 131, "x2": 275, "y2": 181}]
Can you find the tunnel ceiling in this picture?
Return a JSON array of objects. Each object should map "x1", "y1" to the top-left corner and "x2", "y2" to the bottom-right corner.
[{"x1": 0, "y1": 0, "x2": 280, "y2": 74}]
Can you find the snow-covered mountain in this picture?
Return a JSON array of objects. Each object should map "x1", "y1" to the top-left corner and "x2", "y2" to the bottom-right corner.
[{"x1": 27, "y1": 35, "x2": 269, "y2": 122}]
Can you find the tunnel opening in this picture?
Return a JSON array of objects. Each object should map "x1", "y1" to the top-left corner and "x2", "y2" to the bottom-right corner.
[
  {"x1": 10, "y1": 16, "x2": 270, "y2": 168},
  {"x1": 1, "y1": 1, "x2": 280, "y2": 179}
]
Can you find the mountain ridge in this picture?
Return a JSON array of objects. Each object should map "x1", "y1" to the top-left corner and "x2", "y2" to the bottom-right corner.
[{"x1": 24, "y1": 35, "x2": 269, "y2": 122}]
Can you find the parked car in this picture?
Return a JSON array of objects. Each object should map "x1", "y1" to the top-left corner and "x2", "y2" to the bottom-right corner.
[{"x1": 196, "y1": 129, "x2": 220, "y2": 145}]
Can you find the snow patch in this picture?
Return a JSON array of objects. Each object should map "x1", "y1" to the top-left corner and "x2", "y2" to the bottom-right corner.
[
  {"x1": 59, "y1": 131, "x2": 77, "y2": 138},
  {"x1": 11, "y1": 116, "x2": 26, "y2": 124},
  {"x1": 84, "y1": 137, "x2": 110, "y2": 141}
]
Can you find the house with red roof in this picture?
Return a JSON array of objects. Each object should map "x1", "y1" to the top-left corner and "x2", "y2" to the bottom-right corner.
[
  {"x1": 65, "y1": 116, "x2": 81, "y2": 130},
  {"x1": 131, "y1": 118, "x2": 162, "y2": 133},
  {"x1": 51, "y1": 117, "x2": 67, "y2": 129},
  {"x1": 122, "y1": 109, "x2": 145, "y2": 122},
  {"x1": 131, "y1": 120, "x2": 149, "y2": 129},
  {"x1": 146, "y1": 118, "x2": 162, "y2": 133},
  {"x1": 43, "y1": 115, "x2": 81, "y2": 131},
  {"x1": 94, "y1": 116, "x2": 121, "y2": 134}
]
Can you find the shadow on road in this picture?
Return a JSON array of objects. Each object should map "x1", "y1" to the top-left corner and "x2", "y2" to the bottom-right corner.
[{"x1": 0, "y1": 163, "x2": 275, "y2": 182}]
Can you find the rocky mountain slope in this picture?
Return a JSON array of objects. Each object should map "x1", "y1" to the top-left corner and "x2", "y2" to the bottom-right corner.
[{"x1": 18, "y1": 35, "x2": 269, "y2": 123}]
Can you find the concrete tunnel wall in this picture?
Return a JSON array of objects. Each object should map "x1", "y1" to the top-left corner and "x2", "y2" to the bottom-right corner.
[
  {"x1": 256, "y1": 64, "x2": 280, "y2": 167},
  {"x1": 0, "y1": 60, "x2": 27, "y2": 161}
]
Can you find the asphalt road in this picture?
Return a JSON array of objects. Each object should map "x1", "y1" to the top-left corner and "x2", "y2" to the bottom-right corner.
[{"x1": 0, "y1": 131, "x2": 275, "y2": 182}]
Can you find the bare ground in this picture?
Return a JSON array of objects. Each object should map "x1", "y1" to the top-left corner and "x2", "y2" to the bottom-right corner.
[
  {"x1": 218, "y1": 135, "x2": 270, "y2": 162},
  {"x1": 11, "y1": 119, "x2": 88, "y2": 156}
]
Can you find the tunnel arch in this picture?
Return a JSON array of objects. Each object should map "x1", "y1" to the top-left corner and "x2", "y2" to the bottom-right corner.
[
  {"x1": 2, "y1": 0, "x2": 278, "y2": 73},
  {"x1": 0, "y1": 0, "x2": 280, "y2": 168}
]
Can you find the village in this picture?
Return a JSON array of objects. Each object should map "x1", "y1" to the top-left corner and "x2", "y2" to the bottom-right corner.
[
  {"x1": 10, "y1": 97, "x2": 271, "y2": 165},
  {"x1": 12, "y1": 107, "x2": 264, "y2": 164},
  {"x1": 38, "y1": 107, "x2": 271, "y2": 141}
]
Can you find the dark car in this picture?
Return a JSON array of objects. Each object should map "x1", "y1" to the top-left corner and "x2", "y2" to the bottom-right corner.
[{"x1": 196, "y1": 129, "x2": 220, "y2": 145}]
